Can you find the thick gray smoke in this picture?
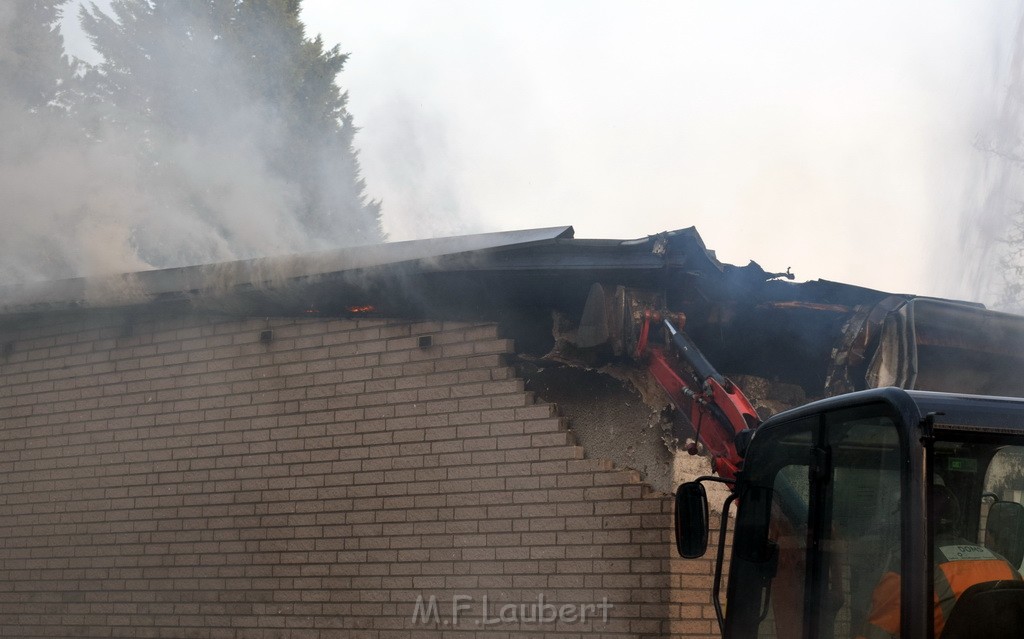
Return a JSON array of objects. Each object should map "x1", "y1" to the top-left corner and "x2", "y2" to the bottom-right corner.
[{"x1": 0, "y1": 1, "x2": 376, "y2": 287}]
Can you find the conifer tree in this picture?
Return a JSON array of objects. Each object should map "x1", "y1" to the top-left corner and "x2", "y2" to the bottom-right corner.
[
  {"x1": 0, "y1": 0, "x2": 72, "y2": 111},
  {"x1": 79, "y1": 0, "x2": 384, "y2": 257}
]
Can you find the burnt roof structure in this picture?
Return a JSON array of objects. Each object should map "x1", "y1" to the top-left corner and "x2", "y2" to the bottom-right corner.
[{"x1": 1, "y1": 226, "x2": 1023, "y2": 399}]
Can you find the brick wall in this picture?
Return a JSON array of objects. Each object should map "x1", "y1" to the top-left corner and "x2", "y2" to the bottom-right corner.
[
  {"x1": 668, "y1": 525, "x2": 730, "y2": 637},
  {"x1": 0, "y1": 312, "x2": 717, "y2": 638}
]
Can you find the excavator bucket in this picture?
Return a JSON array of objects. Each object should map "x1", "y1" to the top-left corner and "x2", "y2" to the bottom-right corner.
[
  {"x1": 865, "y1": 298, "x2": 1024, "y2": 397},
  {"x1": 577, "y1": 283, "x2": 665, "y2": 357}
]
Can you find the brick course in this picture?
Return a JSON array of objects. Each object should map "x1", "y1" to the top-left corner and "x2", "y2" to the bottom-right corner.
[{"x1": 0, "y1": 313, "x2": 721, "y2": 638}]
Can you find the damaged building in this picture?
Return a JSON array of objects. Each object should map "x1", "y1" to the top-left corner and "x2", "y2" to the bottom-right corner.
[{"x1": 2, "y1": 226, "x2": 1024, "y2": 638}]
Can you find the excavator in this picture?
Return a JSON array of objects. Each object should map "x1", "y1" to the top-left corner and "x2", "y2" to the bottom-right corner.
[{"x1": 580, "y1": 284, "x2": 1024, "y2": 639}]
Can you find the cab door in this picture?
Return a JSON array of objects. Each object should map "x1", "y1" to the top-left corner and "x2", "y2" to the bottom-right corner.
[{"x1": 725, "y1": 401, "x2": 906, "y2": 639}]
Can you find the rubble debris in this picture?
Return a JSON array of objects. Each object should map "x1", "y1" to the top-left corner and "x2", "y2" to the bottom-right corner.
[
  {"x1": 519, "y1": 337, "x2": 815, "y2": 495},
  {"x1": 518, "y1": 359, "x2": 678, "y2": 494},
  {"x1": 729, "y1": 374, "x2": 814, "y2": 420}
]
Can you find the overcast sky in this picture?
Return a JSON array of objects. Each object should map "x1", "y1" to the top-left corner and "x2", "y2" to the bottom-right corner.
[
  {"x1": 297, "y1": 1, "x2": 1024, "y2": 301},
  {"x1": 63, "y1": 1, "x2": 1022, "y2": 301}
]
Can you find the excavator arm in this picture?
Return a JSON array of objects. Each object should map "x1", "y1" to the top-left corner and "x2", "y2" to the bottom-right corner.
[
  {"x1": 637, "y1": 314, "x2": 760, "y2": 481},
  {"x1": 577, "y1": 282, "x2": 760, "y2": 481}
]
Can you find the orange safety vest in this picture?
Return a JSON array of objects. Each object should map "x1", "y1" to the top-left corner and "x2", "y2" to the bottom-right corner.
[{"x1": 858, "y1": 543, "x2": 1021, "y2": 638}]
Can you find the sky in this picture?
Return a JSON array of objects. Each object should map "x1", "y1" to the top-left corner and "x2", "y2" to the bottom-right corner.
[
  {"x1": 62, "y1": 1, "x2": 1022, "y2": 302},
  {"x1": 298, "y1": 1, "x2": 1024, "y2": 302}
]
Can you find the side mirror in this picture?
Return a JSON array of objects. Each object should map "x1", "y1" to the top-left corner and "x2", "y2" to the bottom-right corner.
[
  {"x1": 675, "y1": 481, "x2": 710, "y2": 558},
  {"x1": 987, "y1": 500, "x2": 1024, "y2": 567}
]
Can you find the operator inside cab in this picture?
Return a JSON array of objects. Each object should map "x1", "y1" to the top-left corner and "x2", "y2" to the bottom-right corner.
[{"x1": 857, "y1": 484, "x2": 1022, "y2": 638}]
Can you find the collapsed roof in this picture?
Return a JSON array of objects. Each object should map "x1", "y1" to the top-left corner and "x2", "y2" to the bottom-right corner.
[{"x1": 2, "y1": 226, "x2": 1024, "y2": 399}]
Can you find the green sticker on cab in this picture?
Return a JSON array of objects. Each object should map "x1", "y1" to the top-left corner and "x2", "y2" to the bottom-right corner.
[{"x1": 948, "y1": 458, "x2": 978, "y2": 472}]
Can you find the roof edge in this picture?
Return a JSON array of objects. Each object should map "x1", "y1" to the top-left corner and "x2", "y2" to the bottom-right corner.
[{"x1": 0, "y1": 226, "x2": 575, "y2": 315}]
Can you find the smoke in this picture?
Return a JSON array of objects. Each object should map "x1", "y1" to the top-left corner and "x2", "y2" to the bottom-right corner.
[
  {"x1": 0, "y1": 4, "x2": 15, "y2": 54},
  {"x1": 0, "y1": 114, "x2": 146, "y2": 281},
  {"x1": 123, "y1": 107, "x2": 314, "y2": 268},
  {"x1": 305, "y1": 1, "x2": 1020, "y2": 299},
  {"x1": 0, "y1": 102, "x2": 317, "y2": 285},
  {"x1": 960, "y1": 7, "x2": 1024, "y2": 311},
  {"x1": 8, "y1": 1, "x2": 1015, "y2": 300},
  {"x1": 355, "y1": 96, "x2": 479, "y2": 240},
  {"x1": 0, "y1": 1, "x2": 375, "y2": 287}
]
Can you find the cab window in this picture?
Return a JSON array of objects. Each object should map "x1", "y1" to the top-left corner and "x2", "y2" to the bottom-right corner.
[
  {"x1": 981, "y1": 446, "x2": 1024, "y2": 570},
  {"x1": 732, "y1": 403, "x2": 903, "y2": 639}
]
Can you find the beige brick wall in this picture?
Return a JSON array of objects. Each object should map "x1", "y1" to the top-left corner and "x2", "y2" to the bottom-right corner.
[{"x1": 0, "y1": 312, "x2": 728, "y2": 638}]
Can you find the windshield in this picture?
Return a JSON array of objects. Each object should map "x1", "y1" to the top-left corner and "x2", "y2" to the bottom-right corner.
[{"x1": 726, "y1": 402, "x2": 904, "y2": 638}]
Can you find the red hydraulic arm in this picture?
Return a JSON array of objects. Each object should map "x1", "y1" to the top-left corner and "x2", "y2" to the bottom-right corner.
[{"x1": 635, "y1": 311, "x2": 760, "y2": 481}]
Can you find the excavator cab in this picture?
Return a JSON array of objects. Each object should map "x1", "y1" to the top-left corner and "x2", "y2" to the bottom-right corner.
[{"x1": 677, "y1": 387, "x2": 1024, "y2": 638}]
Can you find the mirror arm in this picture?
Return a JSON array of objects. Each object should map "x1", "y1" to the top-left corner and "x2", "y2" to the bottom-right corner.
[
  {"x1": 696, "y1": 474, "x2": 737, "y2": 487},
  {"x1": 713, "y1": 491, "x2": 739, "y2": 634}
]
